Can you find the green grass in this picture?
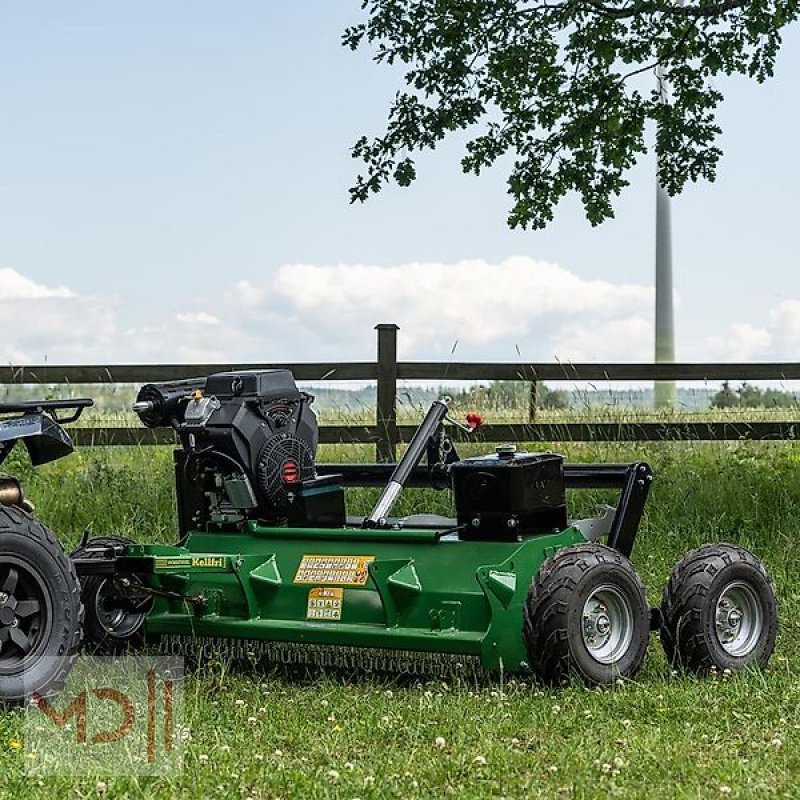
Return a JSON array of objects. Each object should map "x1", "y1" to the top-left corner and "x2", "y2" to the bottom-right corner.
[{"x1": 3, "y1": 440, "x2": 800, "y2": 798}]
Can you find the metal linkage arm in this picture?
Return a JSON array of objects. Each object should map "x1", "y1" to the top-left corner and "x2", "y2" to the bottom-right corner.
[{"x1": 364, "y1": 399, "x2": 450, "y2": 527}]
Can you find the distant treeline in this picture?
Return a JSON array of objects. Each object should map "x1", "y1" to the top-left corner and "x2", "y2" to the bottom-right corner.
[
  {"x1": 710, "y1": 382, "x2": 799, "y2": 409},
  {"x1": 2, "y1": 379, "x2": 798, "y2": 413}
]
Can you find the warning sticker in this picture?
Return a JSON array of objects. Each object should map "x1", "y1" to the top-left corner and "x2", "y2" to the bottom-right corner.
[
  {"x1": 294, "y1": 555, "x2": 375, "y2": 586},
  {"x1": 306, "y1": 587, "x2": 344, "y2": 621}
]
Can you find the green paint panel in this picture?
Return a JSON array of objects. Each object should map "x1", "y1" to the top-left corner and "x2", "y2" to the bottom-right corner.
[{"x1": 140, "y1": 524, "x2": 584, "y2": 673}]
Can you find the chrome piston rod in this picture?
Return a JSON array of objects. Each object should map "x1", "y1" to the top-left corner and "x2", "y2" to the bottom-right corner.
[{"x1": 365, "y1": 398, "x2": 450, "y2": 527}]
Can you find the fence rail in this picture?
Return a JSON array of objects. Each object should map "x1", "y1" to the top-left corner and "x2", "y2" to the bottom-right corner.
[{"x1": 4, "y1": 324, "x2": 800, "y2": 460}]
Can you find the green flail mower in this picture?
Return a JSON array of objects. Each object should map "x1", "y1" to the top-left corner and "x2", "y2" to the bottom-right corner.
[{"x1": 0, "y1": 371, "x2": 778, "y2": 702}]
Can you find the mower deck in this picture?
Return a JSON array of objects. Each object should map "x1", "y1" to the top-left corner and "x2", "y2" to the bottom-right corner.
[{"x1": 88, "y1": 523, "x2": 585, "y2": 673}]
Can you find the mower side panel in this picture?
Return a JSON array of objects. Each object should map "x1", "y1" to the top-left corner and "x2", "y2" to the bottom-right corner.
[{"x1": 135, "y1": 525, "x2": 584, "y2": 673}]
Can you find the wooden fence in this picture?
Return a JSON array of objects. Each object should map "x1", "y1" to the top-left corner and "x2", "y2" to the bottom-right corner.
[{"x1": 3, "y1": 323, "x2": 800, "y2": 461}]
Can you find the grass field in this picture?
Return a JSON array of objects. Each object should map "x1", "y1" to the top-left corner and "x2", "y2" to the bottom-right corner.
[{"x1": 1, "y1": 439, "x2": 800, "y2": 798}]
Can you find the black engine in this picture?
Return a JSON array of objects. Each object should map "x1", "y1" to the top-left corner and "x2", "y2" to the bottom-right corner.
[{"x1": 134, "y1": 370, "x2": 320, "y2": 530}]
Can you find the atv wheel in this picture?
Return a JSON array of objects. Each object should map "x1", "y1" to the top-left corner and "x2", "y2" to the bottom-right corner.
[
  {"x1": 71, "y1": 536, "x2": 151, "y2": 654},
  {"x1": 523, "y1": 543, "x2": 650, "y2": 686},
  {"x1": 660, "y1": 543, "x2": 777, "y2": 673},
  {"x1": 0, "y1": 506, "x2": 83, "y2": 703}
]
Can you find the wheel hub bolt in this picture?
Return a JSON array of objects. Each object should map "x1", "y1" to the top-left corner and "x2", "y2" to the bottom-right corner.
[{"x1": 596, "y1": 615, "x2": 610, "y2": 635}]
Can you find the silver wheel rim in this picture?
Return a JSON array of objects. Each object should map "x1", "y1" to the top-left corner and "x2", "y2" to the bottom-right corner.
[
  {"x1": 715, "y1": 580, "x2": 763, "y2": 657},
  {"x1": 582, "y1": 584, "x2": 634, "y2": 665}
]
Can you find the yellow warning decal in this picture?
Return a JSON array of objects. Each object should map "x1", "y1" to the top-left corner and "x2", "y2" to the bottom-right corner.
[
  {"x1": 294, "y1": 554, "x2": 375, "y2": 586},
  {"x1": 306, "y1": 587, "x2": 344, "y2": 621}
]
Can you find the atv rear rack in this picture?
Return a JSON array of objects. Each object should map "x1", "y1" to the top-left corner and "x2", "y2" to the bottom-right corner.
[
  {"x1": 0, "y1": 398, "x2": 94, "y2": 466},
  {"x1": 0, "y1": 398, "x2": 93, "y2": 424}
]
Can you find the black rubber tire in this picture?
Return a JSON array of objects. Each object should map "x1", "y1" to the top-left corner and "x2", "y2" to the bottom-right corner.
[
  {"x1": 523, "y1": 543, "x2": 650, "y2": 686},
  {"x1": 660, "y1": 543, "x2": 777, "y2": 673},
  {"x1": 70, "y1": 536, "x2": 149, "y2": 654},
  {"x1": 0, "y1": 505, "x2": 83, "y2": 704}
]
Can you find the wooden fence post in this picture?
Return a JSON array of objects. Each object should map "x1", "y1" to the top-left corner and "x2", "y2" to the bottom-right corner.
[{"x1": 375, "y1": 324, "x2": 399, "y2": 462}]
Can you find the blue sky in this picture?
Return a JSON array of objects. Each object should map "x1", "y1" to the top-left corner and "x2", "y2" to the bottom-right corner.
[{"x1": 1, "y1": 2, "x2": 799, "y2": 365}]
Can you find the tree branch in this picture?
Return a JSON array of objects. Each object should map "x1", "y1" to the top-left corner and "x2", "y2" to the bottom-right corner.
[{"x1": 518, "y1": 0, "x2": 750, "y2": 19}]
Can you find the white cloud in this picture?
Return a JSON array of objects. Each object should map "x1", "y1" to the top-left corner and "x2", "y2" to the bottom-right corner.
[
  {"x1": 0, "y1": 268, "x2": 74, "y2": 300},
  {"x1": 226, "y1": 280, "x2": 268, "y2": 309},
  {"x1": 119, "y1": 319, "x2": 250, "y2": 364},
  {"x1": 0, "y1": 258, "x2": 657, "y2": 365},
  {"x1": 550, "y1": 316, "x2": 653, "y2": 362},
  {"x1": 768, "y1": 300, "x2": 800, "y2": 354},
  {"x1": 697, "y1": 298, "x2": 800, "y2": 363},
  {"x1": 11, "y1": 259, "x2": 800, "y2": 370},
  {"x1": 0, "y1": 269, "x2": 114, "y2": 363},
  {"x1": 265, "y1": 257, "x2": 654, "y2": 358},
  {"x1": 175, "y1": 311, "x2": 220, "y2": 326},
  {"x1": 704, "y1": 323, "x2": 772, "y2": 362}
]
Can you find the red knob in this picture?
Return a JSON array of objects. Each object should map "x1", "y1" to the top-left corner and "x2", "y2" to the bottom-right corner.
[{"x1": 465, "y1": 412, "x2": 484, "y2": 430}]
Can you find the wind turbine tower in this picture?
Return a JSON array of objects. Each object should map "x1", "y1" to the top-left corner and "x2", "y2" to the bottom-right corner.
[{"x1": 654, "y1": 64, "x2": 677, "y2": 409}]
